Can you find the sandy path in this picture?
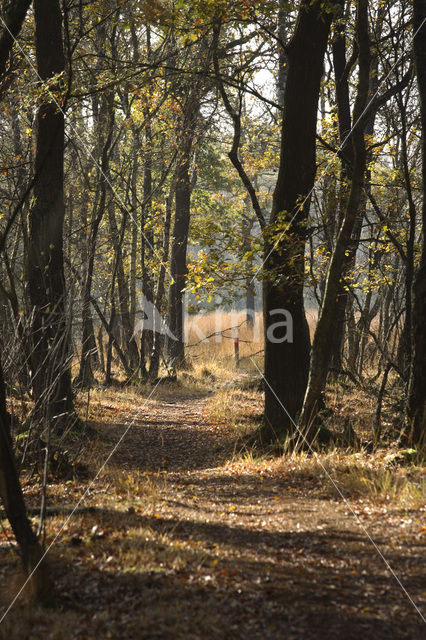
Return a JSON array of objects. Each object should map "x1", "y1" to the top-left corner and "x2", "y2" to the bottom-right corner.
[
  {"x1": 1, "y1": 391, "x2": 424, "y2": 639},
  {"x1": 106, "y1": 392, "x2": 426, "y2": 639}
]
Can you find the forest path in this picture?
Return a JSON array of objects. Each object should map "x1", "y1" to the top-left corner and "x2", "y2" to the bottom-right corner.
[
  {"x1": 2, "y1": 389, "x2": 425, "y2": 640},
  {"x1": 110, "y1": 391, "x2": 236, "y2": 473},
  {"x1": 98, "y1": 389, "x2": 425, "y2": 639}
]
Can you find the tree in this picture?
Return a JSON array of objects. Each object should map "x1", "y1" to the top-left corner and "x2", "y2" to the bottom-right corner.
[
  {"x1": 167, "y1": 93, "x2": 200, "y2": 368},
  {"x1": 0, "y1": 0, "x2": 52, "y2": 602},
  {"x1": 0, "y1": 0, "x2": 31, "y2": 81},
  {"x1": 262, "y1": 0, "x2": 340, "y2": 442},
  {"x1": 407, "y1": 0, "x2": 426, "y2": 445},
  {"x1": 0, "y1": 356, "x2": 51, "y2": 599},
  {"x1": 26, "y1": 0, "x2": 75, "y2": 433},
  {"x1": 299, "y1": 0, "x2": 371, "y2": 436}
]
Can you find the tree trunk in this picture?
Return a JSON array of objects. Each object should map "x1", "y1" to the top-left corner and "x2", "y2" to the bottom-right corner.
[
  {"x1": 0, "y1": 0, "x2": 31, "y2": 79},
  {"x1": 27, "y1": 0, "x2": 74, "y2": 433},
  {"x1": 276, "y1": 0, "x2": 288, "y2": 109},
  {"x1": 129, "y1": 150, "x2": 138, "y2": 331},
  {"x1": 75, "y1": 98, "x2": 114, "y2": 388},
  {"x1": 140, "y1": 26, "x2": 155, "y2": 375},
  {"x1": 262, "y1": 0, "x2": 338, "y2": 442},
  {"x1": 242, "y1": 201, "x2": 255, "y2": 326},
  {"x1": 0, "y1": 357, "x2": 52, "y2": 599},
  {"x1": 328, "y1": 11, "x2": 354, "y2": 370},
  {"x1": 299, "y1": 0, "x2": 370, "y2": 435},
  {"x1": 149, "y1": 179, "x2": 174, "y2": 379},
  {"x1": 329, "y1": 1, "x2": 383, "y2": 373},
  {"x1": 107, "y1": 196, "x2": 140, "y2": 374},
  {"x1": 407, "y1": 0, "x2": 426, "y2": 445},
  {"x1": 396, "y1": 100, "x2": 417, "y2": 381},
  {"x1": 167, "y1": 100, "x2": 198, "y2": 369}
]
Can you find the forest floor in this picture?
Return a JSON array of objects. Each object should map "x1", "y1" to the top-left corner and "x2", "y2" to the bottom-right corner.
[{"x1": 0, "y1": 374, "x2": 425, "y2": 639}]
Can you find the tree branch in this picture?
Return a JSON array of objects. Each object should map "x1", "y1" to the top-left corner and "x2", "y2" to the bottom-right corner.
[{"x1": 212, "y1": 20, "x2": 265, "y2": 229}]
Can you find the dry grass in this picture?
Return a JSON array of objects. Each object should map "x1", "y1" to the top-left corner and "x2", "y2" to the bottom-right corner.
[
  {"x1": 204, "y1": 387, "x2": 263, "y2": 438},
  {"x1": 85, "y1": 345, "x2": 424, "y2": 513},
  {"x1": 185, "y1": 310, "x2": 264, "y2": 368},
  {"x1": 183, "y1": 308, "x2": 319, "y2": 374},
  {"x1": 1, "y1": 362, "x2": 425, "y2": 640},
  {"x1": 198, "y1": 381, "x2": 426, "y2": 509},
  {"x1": 112, "y1": 469, "x2": 168, "y2": 512},
  {"x1": 220, "y1": 447, "x2": 426, "y2": 509}
]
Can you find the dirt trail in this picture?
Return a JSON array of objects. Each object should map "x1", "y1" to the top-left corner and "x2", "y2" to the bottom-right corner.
[
  {"x1": 106, "y1": 392, "x2": 426, "y2": 639},
  {"x1": 112, "y1": 393, "x2": 234, "y2": 472},
  {"x1": 1, "y1": 391, "x2": 425, "y2": 640}
]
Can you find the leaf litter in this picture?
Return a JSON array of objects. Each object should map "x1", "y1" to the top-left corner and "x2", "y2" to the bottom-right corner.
[{"x1": 0, "y1": 387, "x2": 425, "y2": 639}]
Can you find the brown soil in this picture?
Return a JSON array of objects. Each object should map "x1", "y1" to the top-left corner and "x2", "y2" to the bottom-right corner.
[{"x1": 0, "y1": 391, "x2": 425, "y2": 639}]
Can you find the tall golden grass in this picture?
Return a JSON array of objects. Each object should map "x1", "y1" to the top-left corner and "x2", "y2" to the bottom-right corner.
[
  {"x1": 185, "y1": 310, "x2": 263, "y2": 367},
  {"x1": 184, "y1": 309, "x2": 319, "y2": 367}
]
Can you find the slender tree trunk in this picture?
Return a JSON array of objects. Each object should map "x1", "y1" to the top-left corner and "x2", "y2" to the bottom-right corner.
[
  {"x1": 149, "y1": 179, "x2": 174, "y2": 379},
  {"x1": 0, "y1": 357, "x2": 52, "y2": 598},
  {"x1": 129, "y1": 21, "x2": 140, "y2": 335},
  {"x1": 107, "y1": 196, "x2": 140, "y2": 373},
  {"x1": 329, "y1": 2, "x2": 383, "y2": 372},
  {"x1": 397, "y1": 101, "x2": 417, "y2": 380},
  {"x1": 299, "y1": 0, "x2": 370, "y2": 435},
  {"x1": 276, "y1": 0, "x2": 288, "y2": 109},
  {"x1": 140, "y1": 26, "x2": 155, "y2": 375},
  {"x1": 167, "y1": 100, "x2": 198, "y2": 369},
  {"x1": 129, "y1": 150, "x2": 138, "y2": 330},
  {"x1": 407, "y1": 0, "x2": 426, "y2": 445},
  {"x1": 242, "y1": 201, "x2": 255, "y2": 326},
  {"x1": 27, "y1": 0, "x2": 74, "y2": 433},
  {"x1": 328, "y1": 12, "x2": 354, "y2": 370},
  {"x1": 262, "y1": 0, "x2": 338, "y2": 442},
  {"x1": 75, "y1": 99, "x2": 114, "y2": 388}
]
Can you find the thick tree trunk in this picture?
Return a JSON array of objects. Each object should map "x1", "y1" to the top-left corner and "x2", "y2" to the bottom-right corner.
[
  {"x1": 168, "y1": 148, "x2": 191, "y2": 368},
  {"x1": 299, "y1": 0, "x2": 370, "y2": 435},
  {"x1": 262, "y1": 0, "x2": 337, "y2": 442},
  {"x1": 27, "y1": 0, "x2": 74, "y2": 433},
  {"x1": 407, "y1": 0, "x2": 426, "y2": 445},
  {"x1": 0, "y1": 358, "x2": 51, "y2": 599}
]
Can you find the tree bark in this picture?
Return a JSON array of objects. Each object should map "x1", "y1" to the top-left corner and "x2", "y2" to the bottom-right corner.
[
  {"x1": 167, "y1": 99, "x2": 198, "y2": 369},
  {"x1": 27, "y1": 0, "x2": 74, "y2": 433},
  {"x1": 107, "y1": 194, "x2": 140, "y2": 374},
  {"x1": 299, "y1": 0, "x2": 371, "y2": 435},
  {"x1": 139, "y1": 25, "x2": 155, "y2": 375},
  {"x1": 262, "y1": 0, "x2": 338, "y2": 442},
  {"x1": 0, "y1": 0, "x2": 31, "y2": 79},
  {"x1": 75, "y1": 92, "x2": 114, "y2": 388},
  {"x1": 149, "y1": 179, "x2": 174, "y2": 379},
  {"x1": 407, "y1": 0, "x2": 426, "y2": 445},
  {"x1": 0, "y1": 357, "x2": 52, "y2": 599},
  {"x1": 328, "y1": 9, "x2": 354, "y2": 370},
  {"x1": 276, "y1": 0, "x2": 288, "y2": 109},
  {"x1": 396, "y1": 98, "x2": 417, "y2": 380}
]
